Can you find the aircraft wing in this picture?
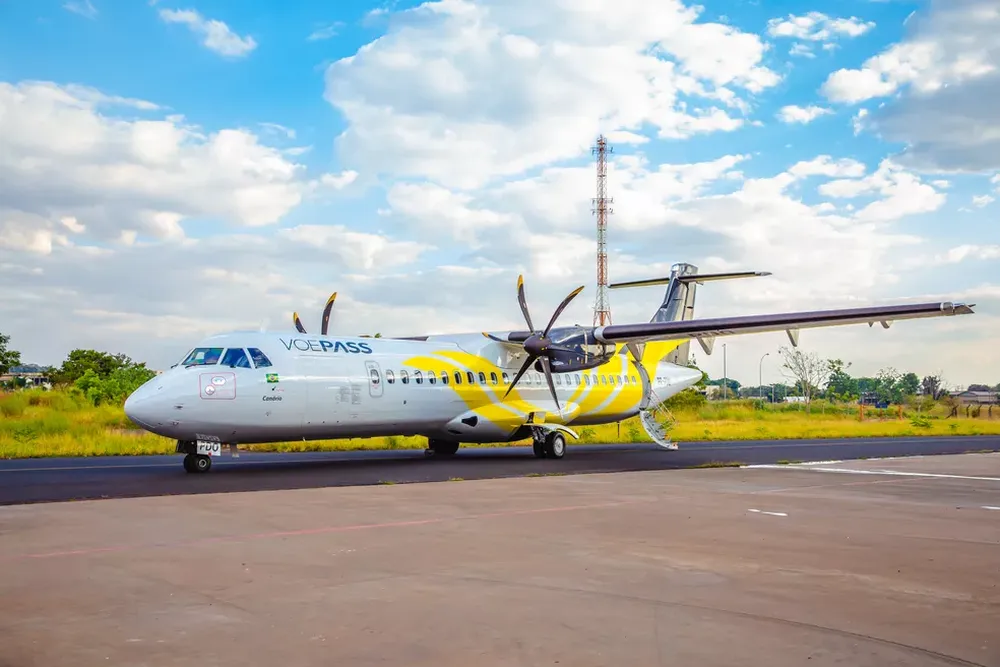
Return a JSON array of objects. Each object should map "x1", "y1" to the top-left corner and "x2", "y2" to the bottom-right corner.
[{"x1": 592, "y1": 301, "x2": 975, "y2": 349}]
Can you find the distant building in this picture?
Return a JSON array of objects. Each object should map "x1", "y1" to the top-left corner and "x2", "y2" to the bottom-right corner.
[
  {"x1": 0, "y1": 364, "x2": 52, "y2": 389},
  {"x1": 954, "y1": 390, "x2": 999, "y2": 405}
]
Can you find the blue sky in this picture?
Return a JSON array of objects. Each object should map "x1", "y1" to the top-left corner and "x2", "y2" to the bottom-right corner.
[{"x1": 0, "y1": 0, "x2": 997, "y2": 388}]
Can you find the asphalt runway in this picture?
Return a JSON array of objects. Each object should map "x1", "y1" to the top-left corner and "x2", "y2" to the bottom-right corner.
[
  {"x1": 1, "y1": 435, "x2": 998, "y2": 505},
  {"x1": 2, "y1": 453, "x2": 998, "y2": 666}
]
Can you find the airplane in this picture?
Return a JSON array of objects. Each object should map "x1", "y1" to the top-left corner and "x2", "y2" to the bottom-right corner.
[{"x1": 123, "y1": 262, "x2": 975, "y2": 473}]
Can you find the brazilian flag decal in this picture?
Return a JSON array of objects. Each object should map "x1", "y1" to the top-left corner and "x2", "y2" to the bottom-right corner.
[{"x1": 266, "y1": 373, "x2": 280, "y2": 383}]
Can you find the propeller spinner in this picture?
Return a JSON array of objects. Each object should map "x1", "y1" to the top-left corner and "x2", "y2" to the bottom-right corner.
[
  {"x1": 490, "y1": 275, "x2": 585, "y2": 412},
  {"x1": 292, "y1": 292, "x2": 338, "y2": 335}
]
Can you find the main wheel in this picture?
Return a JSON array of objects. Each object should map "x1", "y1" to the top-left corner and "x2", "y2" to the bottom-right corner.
[
  {"x1": 532, "y1": 440, "x2": 546, "y2": 458},
  {"x1": 543, "y1": 432, "x2": 566, "y2": 459},
  {"x1": 183, "y1": 453, "x2": 212, "y2": 473},
  {"x1": 428, "y1": 439, "x2": 460, "y2": 456}
]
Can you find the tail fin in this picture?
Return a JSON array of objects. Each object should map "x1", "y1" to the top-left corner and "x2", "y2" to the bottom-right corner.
[{"x1": 609, "y1": 263, "x2": 770, "y2": 365}]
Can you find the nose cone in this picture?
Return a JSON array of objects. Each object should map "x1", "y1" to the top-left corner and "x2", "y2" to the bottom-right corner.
[{"x1": 124, "y1": 383, "x2": 163, "y2": 432}]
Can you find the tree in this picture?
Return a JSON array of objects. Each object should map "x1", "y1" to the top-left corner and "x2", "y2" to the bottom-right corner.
[
  {"x1": 0, "y1": 332, "x2": 21, "y2": 376},
  {"x1": 778, "y1": 346, "x2": 826, "y2": 407},
  {"x1": 898, "y1": 372, "x2": 920, "y2": 397},
  {"x1": 74, "y1": 363, "x2": 156, "y2": 406},
  {"x1": 825, "y1": 358, "x2": 859, "y2": 401},
  {"x1": 921, "y1": 374, "x2": 943, "y2": 400},
  {"x1": 50, "y1": 349, "x2": 145, "y2": 385}
]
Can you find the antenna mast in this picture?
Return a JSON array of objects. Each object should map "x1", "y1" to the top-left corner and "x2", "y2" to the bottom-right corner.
[{"x1": 592, "y1": 134, "x2": 613, "y2": 326}]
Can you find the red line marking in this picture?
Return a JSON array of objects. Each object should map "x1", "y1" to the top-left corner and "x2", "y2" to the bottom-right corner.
[{"x1": 8, "y1": 499, "x2": 639, "y2": 562}]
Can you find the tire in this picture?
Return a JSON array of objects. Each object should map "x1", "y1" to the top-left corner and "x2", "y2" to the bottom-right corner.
[
  {"x1": 544, "y1": 432, "x2": 566, "y2": 459},
  {"x1": 184, "y1": 453, "x2": 212, "y2": 473},
  {"x1": 532, "y1": 441, "x2": 546, "y2": 458},
  {"x1": 428, "y1": 440, "x2": 460, "y2": 456}
]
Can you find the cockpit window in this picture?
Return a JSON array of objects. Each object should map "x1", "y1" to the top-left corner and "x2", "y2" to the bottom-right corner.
[
  {"x1": 222, "y1": 348, "x2": 252, "y2": 368},
  {"x1": 247, "y1": 348, "x2": 272, "y2": 368},
  {"x1": 182, "y1": 347, "x2": 223, "y2": 366}
]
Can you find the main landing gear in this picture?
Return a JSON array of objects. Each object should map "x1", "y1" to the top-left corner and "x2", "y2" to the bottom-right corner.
[
  {"x1": 425, "y1": 439, "x2": 460, "y2": 457},
  {"x1": 532, "y1": 430, "x2": 566, "y2": 459}
]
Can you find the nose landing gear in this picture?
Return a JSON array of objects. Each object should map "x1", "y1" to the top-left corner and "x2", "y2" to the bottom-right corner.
[{"x1": 182, "y1": 453, "x2": 212, "y2": 473}]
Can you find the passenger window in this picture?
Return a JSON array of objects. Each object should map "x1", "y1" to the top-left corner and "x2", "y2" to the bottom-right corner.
[
  {"x1": 428, "y1": 372, "x2": 436, "y2": 385},
  {"x1": 502, "y1": 372, "x2": 510, "y2": 384},
  {"x1": 478, "y1": 371, "x2": 486, "y2": 384},
  {"x1": 454, "y1": 371, "x2": 462, "y2": 384},
  {"x1": 414, "y1": 370, "x2": 423, "y2": 384},
  {"x1": 441, "y1": 371, "x2": 449, "y2": 385},
  {"x1": 400, "y1": 370, "x2": 409, "y2": 384},
  {"x1": 386, "y1": 370, "x2": 395, "y2": 384},
  {"x1": 575, "y1": 374, "x2": 581, "y2": 385},
  {"x1": 467, "y1": 371, "x2": 475, "y2": 384},
  {"x1": 490, "y1": 372, "x2": 498, "y2": 385},
  {"x1": 182, "y1": 347, "x2": 223, "y2": 366},
  {"x1": 248, "y1": 348, "x2": 272, "y2": 368},
  {"x1": 585, "y1": 375, "x2": 591, "y2": 385},
  {"x1": 222, "y1": 348, "x2": 252, "y2": 368},
  {"x1": 601, "y1": 375, "x2": 607, "y2": 385},
  {"x1": 370, "y1": 368, "x2": 380, "y2": 385},
  {"x1": 555, "y1": 374, "x2": 562, "y2": 386}
]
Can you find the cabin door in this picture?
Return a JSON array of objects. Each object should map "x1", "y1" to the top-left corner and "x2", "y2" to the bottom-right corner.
[{"x1": 364, "y1": 360, "x2": 384, "y2": 398}]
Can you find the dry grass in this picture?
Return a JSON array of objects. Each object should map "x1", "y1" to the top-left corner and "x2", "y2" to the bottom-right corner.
[{"x1": 2, "y1": 389, "x2": 998, "y2": 459}]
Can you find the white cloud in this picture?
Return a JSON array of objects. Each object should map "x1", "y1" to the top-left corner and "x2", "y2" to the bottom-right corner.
[
  {"x1": 307, "y1": 22, "x2": 343, "y2": 41},
  {"x1": 941, "y1": 244, "x2": 1000, "y2": 262},
  {"x1": 972, "y1": 194, "x2": 995, "y2": 207},
  {"x1": 324, "y1": 0, "x2": 779, "y2": 189},
  {"x1": 258, "y1": 122, "x2": 296, "y2": 140},
  {"x1": 158, "y1": 8, "x2": 257, "y2": 57},
  {"x1": 767, "y1": 12, "x2": 875, "y2": 50},
  {"x1": 789, "y1": 43, "x2": 816, "y2": 59},
  {"x1": 822, "y1": 1, "x2": 998, "y2": 105},
  {"x1": 0, "y1": 81, "x2": 351, "y2": 253},
  {"x1": 63, "y1": 0, "x2": 97, "y2": 19},
  {"x1": 816, "y1": 159, "x2": 946, "y2": 221},
  {"x1": 777, "y1": 104, "x2": 833, "y2": 124},
  {"x1": 818, "y1": 0, "x2": 1000, "y2": 174}
]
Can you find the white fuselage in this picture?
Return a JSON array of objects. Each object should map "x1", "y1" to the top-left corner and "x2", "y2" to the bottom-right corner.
[{"x1": 124, "y1": 330, "x2": 703, "y2": 446}]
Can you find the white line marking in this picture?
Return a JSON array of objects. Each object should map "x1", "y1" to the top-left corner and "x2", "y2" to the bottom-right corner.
[
  {"x1": 748, "y1": 509, "x2": 788, "y2": 517},
  {"x1": 983, "y1": 506, "x2": 1000, "y2": 511},
  {"x1": 748, "y1": 465, "x2": 1000, "y2": 482}
]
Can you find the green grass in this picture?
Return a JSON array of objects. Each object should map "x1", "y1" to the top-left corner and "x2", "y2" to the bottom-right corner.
[{"x1": 2, "y1": 388, "x2": 999, "y2": 459}]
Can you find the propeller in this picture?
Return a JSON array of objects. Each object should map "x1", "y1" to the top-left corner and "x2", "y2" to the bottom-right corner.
[
  {"x1": 292, "y1": 292, "x2": 338, "y2": 335},
  {"x1": 493, "y1": 275, "x2": 585, "y2": 413}
]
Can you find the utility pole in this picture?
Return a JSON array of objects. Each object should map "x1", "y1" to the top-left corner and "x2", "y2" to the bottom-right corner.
[
  {"x1": 722, "y1": 343, "x2": 727, "y2": 400},
  {"x1": 592, "y1": 135, "x2": 613, "y2": 327},
  {"x1": 759, "y1": 352, "x2": 769, "y2": 400}
]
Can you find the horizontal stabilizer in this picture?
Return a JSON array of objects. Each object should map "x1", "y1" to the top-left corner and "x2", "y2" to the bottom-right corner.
[{"x1": 609, "y1": 271, "x2": 770, "y2": 290}]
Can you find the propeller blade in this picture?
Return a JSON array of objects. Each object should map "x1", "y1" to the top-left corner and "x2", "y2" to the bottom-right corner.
[
  {"x1": 320, "y1": 292, "x2": 337, "y2": 336},
  {"x1": 293, "y1": 312, "x2": 307, "y2": 334},
  {"x1": 483, "y1": 332, "x2": 509, "y2": 343},
  {"x1": 516, "y1": 274, "x2": 535, "y2": 332},
  {"x1": 502, "y1": 353, "x2": 537, "y2": 401},
  {"x1": 542, "y1": 284, "x2": 585, "y2": 337},
  {"x1": 539, "y1": 356, "x2": 561, "y2": 412}
]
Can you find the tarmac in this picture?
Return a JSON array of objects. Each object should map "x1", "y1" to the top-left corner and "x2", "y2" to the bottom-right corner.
[
  {"x1": 1, "y1": 434, "x2": 998, "y2": 504},
  {"x1": 1, "y1": 451, "x2": 997, "y2": 666}
]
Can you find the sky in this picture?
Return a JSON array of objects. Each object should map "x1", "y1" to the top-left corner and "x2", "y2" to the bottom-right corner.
[{"x1": 0, "y1": 0, "x2": 998, "y2": 391}]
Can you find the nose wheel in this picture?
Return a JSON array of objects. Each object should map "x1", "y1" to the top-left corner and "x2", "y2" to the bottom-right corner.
[{"x1": 183, "y1": 453, "x2": 212, "y2": 473}]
